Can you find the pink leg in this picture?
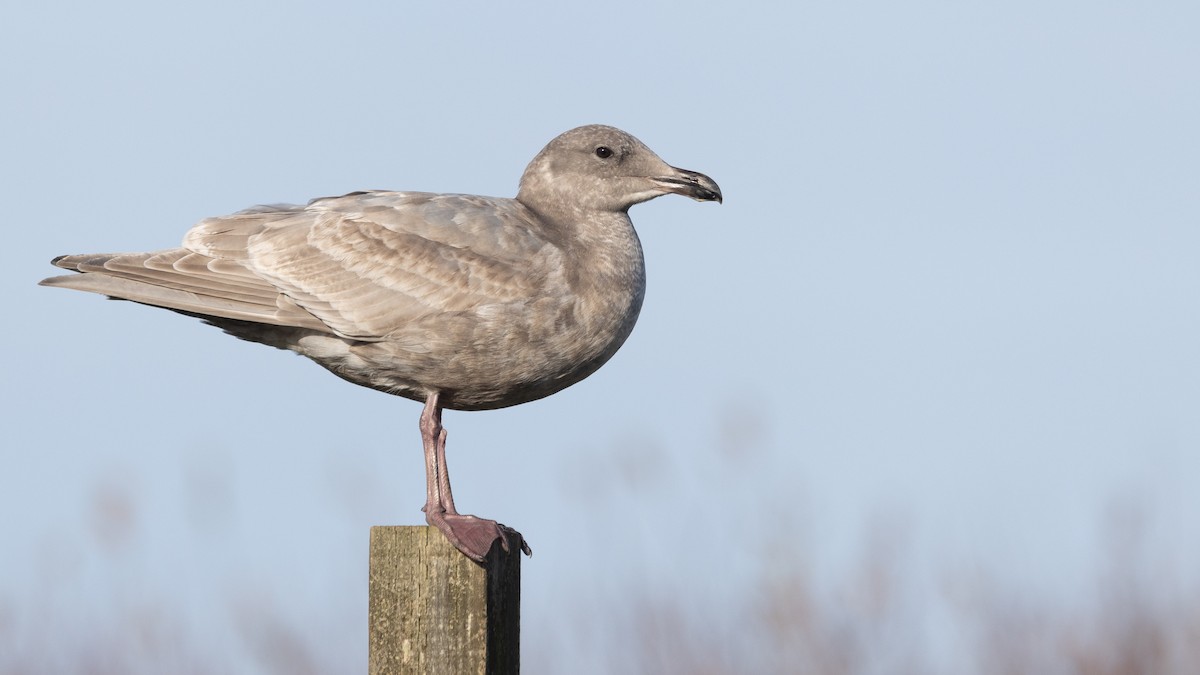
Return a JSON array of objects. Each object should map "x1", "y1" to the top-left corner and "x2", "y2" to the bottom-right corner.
[
  {"x1": 434, "y1": 425, "x2": 457, "y2": 515},
  {"x1": 419, "y1": 393, "x2": 531, "y2": 563}
]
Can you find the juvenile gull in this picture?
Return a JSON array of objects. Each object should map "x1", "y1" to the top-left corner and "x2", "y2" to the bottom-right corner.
[{"x1": 41, "y1": 125, "x2": 722, "y2": 562}]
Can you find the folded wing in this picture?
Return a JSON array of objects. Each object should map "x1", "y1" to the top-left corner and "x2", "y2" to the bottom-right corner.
[{"x1": 42, "y1": 191, "x2": 557, "y2": 341}]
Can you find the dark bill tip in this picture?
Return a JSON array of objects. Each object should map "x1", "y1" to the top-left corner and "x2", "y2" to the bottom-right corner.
[{"x1": 655, "y1": 167, "x2": 723, "y2": 203}]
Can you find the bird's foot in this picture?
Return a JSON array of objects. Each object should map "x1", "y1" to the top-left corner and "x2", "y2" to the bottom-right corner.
[{"x1": 425, "y1": 509, "x2": 532, "y2": 563}]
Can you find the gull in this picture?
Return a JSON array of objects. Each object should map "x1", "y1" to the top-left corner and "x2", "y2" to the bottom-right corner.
[{"x1": 41, "y1": 125, "x2": 723, "y2": 562}]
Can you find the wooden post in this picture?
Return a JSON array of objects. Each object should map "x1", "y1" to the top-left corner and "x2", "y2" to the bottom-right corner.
[{"x1": 369, "y1": 526, "x2": 521, "y2": 675}]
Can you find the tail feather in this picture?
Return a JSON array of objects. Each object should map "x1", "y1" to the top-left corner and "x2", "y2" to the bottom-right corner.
[{"x1": 40, "y1": 250, "x2": 330, "y2": 332}]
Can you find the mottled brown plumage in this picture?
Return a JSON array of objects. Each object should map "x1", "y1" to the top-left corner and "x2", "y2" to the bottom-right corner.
[{"x1": 41, "y1": 124, "x2": 722, "y2": 561}]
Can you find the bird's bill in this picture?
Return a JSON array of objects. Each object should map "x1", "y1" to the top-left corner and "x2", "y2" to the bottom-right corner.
[{"x1": 652, "y1": 167, "x2": 723, "y2": 203}]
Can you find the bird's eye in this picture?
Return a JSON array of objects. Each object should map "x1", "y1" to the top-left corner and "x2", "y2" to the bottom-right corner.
[{"x1": 594, "y1": 146, "x2": 613, "y2": 159}]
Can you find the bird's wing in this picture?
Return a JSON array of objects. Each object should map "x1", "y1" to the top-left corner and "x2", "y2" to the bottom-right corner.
[{"x1": 182, "y1": 191, "x2": 557, "y2": 340}]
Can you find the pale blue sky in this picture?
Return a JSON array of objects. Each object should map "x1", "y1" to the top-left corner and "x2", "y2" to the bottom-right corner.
[{"x1": 3, "y1": 1, "x2": 1199, "y2": 671}]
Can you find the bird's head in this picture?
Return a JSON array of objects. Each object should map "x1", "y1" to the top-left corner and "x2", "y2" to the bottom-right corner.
[{"x1": 517, "y1": 125, "x2": 722, "y2": 216}]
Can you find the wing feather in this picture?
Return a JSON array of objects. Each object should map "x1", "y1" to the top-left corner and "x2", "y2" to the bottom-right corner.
[
  {"x1": 43, "y1": 190, "x2": 563, "y2": 342},
  {"x1": 239, "y1": 192, "x2": 558, "y2": 339}
]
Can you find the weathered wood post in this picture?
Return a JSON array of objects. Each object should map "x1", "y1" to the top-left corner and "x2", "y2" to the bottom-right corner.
[{"x1": 369, "y1": 526, "x2": 521, "y2": 674}]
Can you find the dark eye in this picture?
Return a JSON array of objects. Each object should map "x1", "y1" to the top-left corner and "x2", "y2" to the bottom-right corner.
[{"x1": 595, "y1": 146, "x2": 613, "y2": 159}]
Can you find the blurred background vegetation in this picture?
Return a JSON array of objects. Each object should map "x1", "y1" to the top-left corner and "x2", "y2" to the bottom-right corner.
[{"x1": 3, "y1": 428, "x2": 1197, "y2": 675}]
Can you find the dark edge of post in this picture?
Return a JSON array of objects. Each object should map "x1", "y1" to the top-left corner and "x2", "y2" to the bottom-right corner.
[{"x1": 486, "y1": 529, "x2": 522, "y2": 674}]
